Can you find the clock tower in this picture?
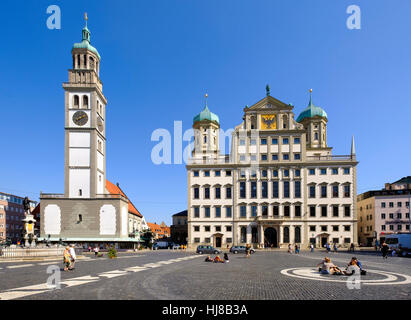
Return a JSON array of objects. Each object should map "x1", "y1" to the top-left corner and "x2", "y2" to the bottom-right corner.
[{"x1": 63, "y1": 15, "x2": 107, "y2": 199}]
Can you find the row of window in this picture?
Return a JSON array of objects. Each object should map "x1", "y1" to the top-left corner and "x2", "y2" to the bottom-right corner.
[
  {"x1": 381, "y1": 201, "x2": 410, "y2": 208},
  {"x1": 192, "y1": 167, "x2": 351, "y2": 178},
  {"x1": 381, "y1": 213, "x2": 410, "y2": 219},
  {"x1": 193, "y1": 237, "x2": 232, "y2": 244},
  {"x1": 239, "y1": 153, "x2": 301, "y2": 162},
  {"x1": 381, "y1": 224, "x2": 410, "y2": 231},
  {"x1": 0, "y1": 206, "x2": 24, "y2": 213},
  {"x1": 239, "y1": 137, "x2": 301, "y2": 146},
  {"x1": 0, "y1": 195, "x2": 25, "y2": 204},
  {"x1": 193, "y1": 225, "x2": 232, "y2": 232},
  {"x1": 192, "y1": 182, "x2": 350, "y2": 200},
  {"x1": 192, "y1": 205, "x2": 352, "y2": 218},
  {"x1": 309, "y1": 225, "x2": 352, "y2": 232}
]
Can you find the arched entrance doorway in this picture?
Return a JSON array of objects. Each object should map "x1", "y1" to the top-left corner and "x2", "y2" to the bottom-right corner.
[{"x1": 264, "y1": 227, "x2": 278, "y2": 248}]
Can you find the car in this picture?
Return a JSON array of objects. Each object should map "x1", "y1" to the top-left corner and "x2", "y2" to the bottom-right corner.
[
  {"x1": 196, "y1": 245, "x2": 222, "y2": 255},
  {"x1": 153, "y1": 241, "x2": 169, "y2": 250},
  {"x1": 229, "y1": 246, "x2": 255, "y2": 254},
  {"x1": 385, "y1": 234, "x2": 411, "y2": 257}
]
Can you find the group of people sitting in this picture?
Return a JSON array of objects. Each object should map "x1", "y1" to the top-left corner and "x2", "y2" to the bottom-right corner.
[
  {"x1": 205, "y1": 253, "x2": 230, "y2": 263},
  {"x1": 317, "y1": 257, "x2": 365, "y2": 276}
]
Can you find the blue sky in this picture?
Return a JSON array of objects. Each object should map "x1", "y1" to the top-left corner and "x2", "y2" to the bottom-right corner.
[{"x1": 0, "y1": 0, "x2": 410, "y2": 225}]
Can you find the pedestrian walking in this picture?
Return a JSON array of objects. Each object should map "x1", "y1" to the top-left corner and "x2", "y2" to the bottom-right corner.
[
  {"x1": 326, "y1": 243, "x2": 330, "y2": 253},
  {"x1": 69, "y1": 244, "x2": 77, "y2": 270},
  {"x1": 288, "y1": 244, "x2": 293, "y2": 254},
  {"x1": 310, "y1": 243, "x2": 314, "y2": 252},
  {"x1": 350, "y1": 243, "x2": 355, "y2": 252},
  {"x1": 245, "y1": 244, "x2": 251, "y2": 258},
  {"x1": 94, "y1": 246, "x2": 99, "y2": 257},
  {"x1": 295, "y1": 244, "x2": 300, "y2": 254},
  {"x1": 333, "y1": 243, "x2": 338, "y2": 253},
  {"x1": 381, "y1": 242, "x2": 389, "y2": 259},
  {"x1": 63, "y1": 246, "x2": 72, "y2": 272}
]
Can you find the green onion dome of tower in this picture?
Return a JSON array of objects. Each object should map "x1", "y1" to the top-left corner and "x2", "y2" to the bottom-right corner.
[
  {"x1": 193, "y1": 94, "x2": 220, "y2": 125},
  {"x1": 296, "y1": 89, "x2": 327, "y2": 122},
  {"x1": 72, "y1": 14, "x2": 101, "y2": 59}
]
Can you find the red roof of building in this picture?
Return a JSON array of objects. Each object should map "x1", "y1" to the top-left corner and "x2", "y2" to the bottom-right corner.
[
  {"x1": 106, "y1": 180, "x2": 143, "y2": 218},
  {"x1": 147, "y1": 222, "x2": 170, "y2": 237}
]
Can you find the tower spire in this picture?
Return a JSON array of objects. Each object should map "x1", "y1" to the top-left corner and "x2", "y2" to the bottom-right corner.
[
  {"x1": 309, "y1": 88, "x2": 313, "y2": 106},
  {"x1": 204, "y1": 93, "x2": 209, "y2": 109},
  {"x1": 85, "y1": 12, "x2": 88, "y2": 27},
  {"x1": 351, "y1": 135, "x2": 356, "y2": 156},
  {"x1": 266, "y1": 84, "x2": 270, "y2": 96}
]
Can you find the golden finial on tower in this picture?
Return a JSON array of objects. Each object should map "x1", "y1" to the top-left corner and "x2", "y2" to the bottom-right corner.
[
  {"x1": 309, "y1": 88, "x2": 313, "y2": 93},
  {"x1": 85, "y1": 12, "x2": 88, "y2": 26}
]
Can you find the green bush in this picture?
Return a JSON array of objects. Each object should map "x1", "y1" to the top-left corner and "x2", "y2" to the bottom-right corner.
[{"x1": 107, "y1": 246, "x2": 117, "y2": 259}]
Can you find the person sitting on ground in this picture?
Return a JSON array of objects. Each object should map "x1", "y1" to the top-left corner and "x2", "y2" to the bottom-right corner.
[
  {"x1": 344, "y1": 258, "x2": 361, "y2": 275},
  {"x1": 317, "y1": 257, "x2": 342, "y2": 275},
  {"x1": 213, "y1": 255, "x2": 223, "y2": 263},
  {"x1": 223, "y1": 253, "x2": 229, "y2": 263},
  {"x1": 205, "y1": 255, "x2": 213, "y2": 262}
]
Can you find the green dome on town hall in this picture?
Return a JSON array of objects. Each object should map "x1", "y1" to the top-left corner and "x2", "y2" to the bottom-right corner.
[
  {"x1": 193, "y1": 94, "x2": 220, "y2": 125},
  {"x1": 72, "y1": 20, "x2": 101, "y2": 59},
  {"x1": 296, "y1": 90, "x2": 327, "y2": 122}
]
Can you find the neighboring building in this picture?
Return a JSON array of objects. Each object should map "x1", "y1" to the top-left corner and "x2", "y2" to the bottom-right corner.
[
  {"x1": 38, "y1": 18, "x2": 144, "y2": 248},
  {"x1": 186, "y1": 89, "x2": 358, "y2": 249},
  {"x1": 357, "y1": 176, "x2": 411, "y2": 246},
  {"x1": 147, "y1": 222, "x2": 170, "y2": 240},
  {"x1": 0, "y1": 192, "x2": 37, "y2": 244},
  {"x1": 170, "y1": 210, "x2": 188, "y2": 244}
]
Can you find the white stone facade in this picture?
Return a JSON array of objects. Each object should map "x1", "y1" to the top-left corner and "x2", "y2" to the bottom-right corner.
[{"x1": 186, "y1": 93, "x2": 358, "y2": 249}]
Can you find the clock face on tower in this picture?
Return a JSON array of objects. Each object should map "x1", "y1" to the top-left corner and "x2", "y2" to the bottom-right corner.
[
  {"x1": 97, "y1": 117, "x2": 104, "y2": 132},
  {"x1": 72, "y1": 111, "x2": 88, "y2": 126}
]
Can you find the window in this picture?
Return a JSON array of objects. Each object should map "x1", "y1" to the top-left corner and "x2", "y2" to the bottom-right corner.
[
  {"x1": 332, "y1": 168, "x2": 338, "y2": 175},
  {"x1": 226, "y1": 170, "x2": 232, "y2": 177},
  {"x1": 398, "y1": 225, "x2": 402, "y2": 231},
  {"x1": 251, "y1": 227, "x2": 258, "y2": 243},
  {"x1": 389, "y1": 213, "x2": 394, "y2": 219},
  {"x1": 194, "y1": 207, "x2": 200, "y2": 218},
  {"x1": 284, "y1": 206, "x2": 290, "y2": 217},
  {"x1": 193, "y1": 170, "x2": 199, "y2": 177},
  {"x1": 283, "y1": 181, "x2": 290, "y2": 198},
  {"x1": 240, "y1": 155, "x2": 246, "y2": 162},
  {"x1": 309, "y1": 226, "x2": 316, "y2": 232},
  {"x1": 381, "y1": 213, "x2": 386, "y2": 220},
  {"x1": 205, "y1": 226, "x2": 210, "y2": 232},
  {"x1": 194, "y1": 238, "x2": 200, "y2": 243},
  {"x1": 215, "y1": 187, "x2": 221, "y2": 199},
  {"x1": 344, "y1": 185, "x2": 350, "y2": 198},
  {"x1": 332, "y1": 206, "x2": 339, "y2": 217},
  {"x1": 294, "y1": 154, "x2": 301, "y2": 160},
  {"x1": 389, "y1": 225, "x2": 394, "y2": 231},
  {"x1": 261, "y1": 154, "x2": 268, "y2": 161},
  {"x1": 273, "y1": 205, "x2": 279, "y2": 216},
  {"x1": 240, "y1": 206, "x2": 247, "y2": 218},
  {"x1": 381, "y1": 202, "x2": 386, "y2": 208},
  {"x1": 309, "y1": 169, "x2": 315, "y2": 175},
  {"x1": 397, "y1": 213, "x2": 402, "y2": 219},
  {"x1": 343, "y1": 168, "x2": 350, "y2": 175},
  {"x1": 295, "y1": 227, "x2": 301, "y2": 243},
  {"x1": 241, "y1": 227, "x2": 247, "y2": 243},
  {"x1": 321, "y1": 226, "x2": 327, "y2": 232},
  {"x1": 295, "y1": 181, "x2": 301, "y2": 198},
  {"x1": 194, "y1": 226, "x2": 200, "y2": 232},
  {"x1": 344, "y1": 206, "x2": 350, "y2": 217},
  {"x1": 333, "y1": 226, "x2": 339, "y2": 232},
  {"x1": 251, "y1": 182, "x2": 257, "y2": 198},
  {"x1": 251, "y1": 170, "x2": 257, "y2": 178},
  {"x1": 262, "y1": 206, "x2": 268, "y2": 216},
  {"x1": 272, "y1": 138, "x2": 278, "y2": 145},
  {"x1": 226, "y1": 187, "x2": 232, "y2": 199},
  {"x1": 332, "y1": 185, "x2": 339, "y2": 198},
  {"x1": 215, "y1": 226, "x2": 221, "y2": 232},
  {"x1": 295, "y1": 169, "x2": 301, "y2": 177},
  {"x1": 295, "y1": 206, "x2": 301, "y2": 217},
  {"x1": 389, "y1": 202, "x2": 394, "y2": 208},
  {"x1": 310, "y1": 206, "x2": 315, "y2": 217},
  {"x1": 321, "y1": 185, "x2": 327, "y2": 198},
  {"x1": 294, "y1": 138, "x2": 300, "y2": 144},
  {"x1": 283, "y1": 154, "x2": 289, "y2": 160},
  {"x1": 204, "y1": 187, "x2": 210, "y2": 199},
  {"x1": 320, "y1": 168, "x2": 327, "y2": 175},
  {"x1": 272, "y1": 154, "x2": 278, "y2": 160},
  {"x1": 215, "y1": 170, "x2": 221, "y2": 177},
  {"x1": 397, "y1": 202, "x2": 402, "y2": 207},
  {"x1": 283, "y1": 138, "x2": 289, "y2": 145},
  {"x1": 262, "y1": 170, "x2": 268, "y2": 177},
  {"x1": 205, "y1": 238, "x2": 211, "y2": 243},
  {"x1": 321, "y1": 206, "x2": 327, "y2": 217},
  {"x1": 344, "y1": 238, "x2": 351, "y2": 244},
  {"x1": 83, "y1": 95, "x2": 89, "y2": 108},
  {"x1": 314, "y1": 133, "x2": 318, "y2": 140},
  {"x1": 73, "y1": 95, "x2": 79, "y2": 108},
  {"x1": 239, "y1": 139, "x2": 246, "y2": 146},
  {"x1": 332, "y1": 238, "x2": 339, "y2": 244},
  {"x1": 283, "y1": 227, "x2": 290, "y2": 243},
  {"x1": 240, "y1": 169, "x2": 246, "y2": 178},
  {"x1": 272, "y1": 181, "x2": 279, "y2": 198},
  {"x1": 204, "y1": 171, "x2": 210, "y2": 177},
  {"x1": 250, "y1": 139, "x2": 256, "y2": 145},
  {"x1": 226, "y1": 226, "x2": 232, "y2": 232},
  {"x1": 204, "y1": 207, "x2": 210, "y2": 218},
  {"x1": 226, "y1": 207, "x2": 232, "y2": 218},
  {"x1": 262, "y1": 181, "x2": 268, "y2": 198},
  {"x1": 215, "y1": 207, "x2": 221, "y2": 218},
  {"x1": 251, "y1": 206, "x2": 257, "y2": 217},
  {"x1": 240, "y1": 182, "x2": 246, "y2": 198},
  {"x1": 344, "y1": 225, "x2": 351, "y2": 232},
  {"x1": 283, "y1": 169, "x2": 289, "y2": 177},
  {"x1": 261, "y1": 138, "x2": 267, "y2": 145},
  {"x1": 226, "y1": 237, "x2": 233, "y2": 243},
  {"x1": 273, "y1": 170, "x2": 279, "y2": 177},
  {"x1": 309, "y1": 185, "x2": 316, "y2": 198},
  {"x1": 381, "y1": 225, "x2": 386, "y2": 231}
]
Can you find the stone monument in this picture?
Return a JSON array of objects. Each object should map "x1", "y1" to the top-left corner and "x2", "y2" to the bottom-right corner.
[{"x1": 22, "y1": 197, "x2": 37, "y2": 247}]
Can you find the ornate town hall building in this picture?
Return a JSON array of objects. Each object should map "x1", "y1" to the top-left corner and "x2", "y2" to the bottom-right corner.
[
  {"x1": 186, "y1": 89, "x2": 358, "y2": 249},
  {"x1": 38, "y1": 18, "x2": 145, "y2": 247}
]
